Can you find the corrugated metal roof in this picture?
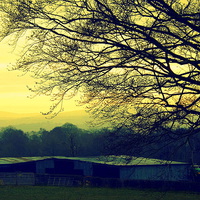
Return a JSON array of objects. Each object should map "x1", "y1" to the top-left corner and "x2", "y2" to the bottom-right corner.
[
  {"x1": 0, "y1": 156, "x2": 54, "y2": 165},
  {"x1": 69, "y1": 155, "x2": 188, "y2": 166},
  {"x1": 0, "y1": 155, "x2": 188, "y2": 166}
]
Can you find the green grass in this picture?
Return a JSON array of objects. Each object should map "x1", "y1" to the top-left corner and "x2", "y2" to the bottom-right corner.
[{"x1": 0, "y1": 186, "x2": 200, "y2": 200}]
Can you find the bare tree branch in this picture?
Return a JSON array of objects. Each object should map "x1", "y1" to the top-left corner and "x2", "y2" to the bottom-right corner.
[{"x1": 0, "y1": 0, "x2": 200, "y2": 137}]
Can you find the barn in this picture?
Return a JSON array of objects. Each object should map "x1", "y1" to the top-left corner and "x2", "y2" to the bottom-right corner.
[
  {"x1": 71, "y1": 156, "x2": 192, "y2": 182},
  {"x1": 0, "y1": 156, "x2": 194, "y2": 187}
]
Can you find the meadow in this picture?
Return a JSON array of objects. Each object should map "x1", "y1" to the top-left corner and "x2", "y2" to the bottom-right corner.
[{"x1": 0, "y1": 186, "x2": 199, "y2": 200}]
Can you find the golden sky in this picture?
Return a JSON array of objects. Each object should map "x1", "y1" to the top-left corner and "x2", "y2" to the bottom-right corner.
[
  {"x1": 0, "y1": 0, "x2": 189, "y2": 114},
  {"x1": 0, "y1": 40, "x2": 80, "y2": 114}
]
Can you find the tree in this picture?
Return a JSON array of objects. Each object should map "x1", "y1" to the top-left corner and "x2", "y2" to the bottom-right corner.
[
  {"x1": 0, "y1": 0, "x2": 200, "y2": 140},
  {"x1": 0, "y1": 127, "x2": 29, "y2": 157},
  {"x1": 61, "y1": 123, "x2": 82, "y2": 157},
  {"x1": 40, "y1": 127, "x2": 68, "y2": 156},
  {"x1": 28, "y1": 134, "x2": 42, "y2": 156}
]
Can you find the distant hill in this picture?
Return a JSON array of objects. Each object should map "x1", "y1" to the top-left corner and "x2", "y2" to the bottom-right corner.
[{"x1": 0, "y1": 110, "x2": 95, "y2": 132}]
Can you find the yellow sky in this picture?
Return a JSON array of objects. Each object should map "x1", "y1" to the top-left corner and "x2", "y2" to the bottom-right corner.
[
  {"x1": 0, "y1": 40, "x2": 80, "y2": 114},
  {"x1": 0, "y1": 0, "x2": 189, "y2": 115}
]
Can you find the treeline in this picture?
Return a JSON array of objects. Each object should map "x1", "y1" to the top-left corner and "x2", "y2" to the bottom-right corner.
[
  {"x1": 0, "y1": 123, "x2": 106, "y2": 157},
  {"x1": 0, "y1": 123, "x2": 200, "y2": 164}
]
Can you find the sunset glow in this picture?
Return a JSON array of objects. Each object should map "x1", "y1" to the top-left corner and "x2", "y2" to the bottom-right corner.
[{"x1": 0, "y1": 41, "x2": 80, "y2": 115}]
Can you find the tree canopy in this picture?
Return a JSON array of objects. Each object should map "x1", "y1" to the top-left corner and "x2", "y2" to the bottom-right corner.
[{"x1": 0, "y1": 0, "x2": 200, "y2": 136}]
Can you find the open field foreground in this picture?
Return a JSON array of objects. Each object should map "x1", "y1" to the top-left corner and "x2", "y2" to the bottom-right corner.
[{"x1": 0, "y1": 186, "x2": 200, "y2": 200}]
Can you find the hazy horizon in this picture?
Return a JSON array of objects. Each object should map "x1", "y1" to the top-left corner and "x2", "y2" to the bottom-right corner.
[{"x1": 0, "y1": 109, "x2": 91, "y2": 132}]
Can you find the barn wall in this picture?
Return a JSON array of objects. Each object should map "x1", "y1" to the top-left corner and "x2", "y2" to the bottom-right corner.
[
  {"x1": 46, "y1": 159, "x2": 84, "y2": 175},
  {"x1": 36, "y1": 159, "x2": 54, "y2": 174},
  {"x1": 120, "y1": 164, "x2": 191, "y2": 181},
  {"x1": 93, "y1": 163, "x2": 120, "y2": 178},
  {"x1": 74, "y1": 160, "x2": 93, "y2": 176},
  {"x1": 0, "y1": 162, "x2": 36, "y2": 173}
]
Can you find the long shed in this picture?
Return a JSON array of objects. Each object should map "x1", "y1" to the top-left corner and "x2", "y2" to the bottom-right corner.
[
  {"x1": 0, "y1": 156, "x2": 193, "y2": 182},
  {"x1": 72, "y1": 156, "x2": 192, "y2": 182}
]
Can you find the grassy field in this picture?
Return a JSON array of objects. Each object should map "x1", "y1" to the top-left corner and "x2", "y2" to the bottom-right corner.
[{"x1": 0, "y1": 186, "x2": 200, "y2": 200}]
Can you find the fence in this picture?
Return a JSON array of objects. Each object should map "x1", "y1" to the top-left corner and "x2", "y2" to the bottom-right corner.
[
  {"x1": 0, "y1": 173, "x2": 200, "y2": 192},
  {"x1": 0, "y1": 173, "x2": 122, "y2": 187},
  {"x1": 0, "y1": 173, "x2": 35, "y2": 185}
]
